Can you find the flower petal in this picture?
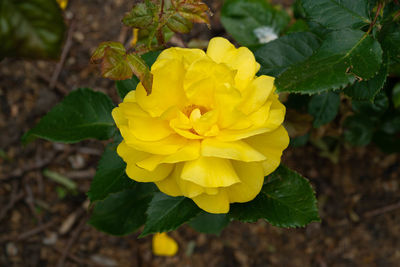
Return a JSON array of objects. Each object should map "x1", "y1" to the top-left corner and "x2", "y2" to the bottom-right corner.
[
  {"x1": 128, "y1": 116, "x2": 173, "y2": 141},
  {"x1": 192, "y1": 190, "x2": 230, "y2": 214},
  {"x1": 244, "y1": 126, "x2": 289, "y2": 175},
  {"x1": 239, "y1": 76, "x2": 275, "y2": 115},
  {"x1": 201, "y1": 139, "x2": 266, "y2": 162},
  {"x1": 227, "y1": 161, "x2": 264, "y2": 203},
  {"x1": 152, "y1": 233, "x2": 178, "y2": 257},
  {"x1": 117, "y1": 141, "x2": 173, "y2": 182},
  {"x1": 181, "y1": 157, "x2": 240, "y2": 187},
  {"x1": 120, "y1": 125, "x2": 187, "y2": 155},
  {"x1": 136, "y1": 141, "x2": 201, "y2": 171},
  {"x1": 207, "y1": 37, "x2": 259, "y2": 90},
  {"x1": 136, "y1": 59, "x2": 187, "y2": 117}
]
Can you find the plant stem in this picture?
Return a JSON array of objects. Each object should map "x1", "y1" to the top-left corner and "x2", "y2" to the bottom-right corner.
[{"x1": 367, "y1": 2, "x2": 383, "y2": 34}]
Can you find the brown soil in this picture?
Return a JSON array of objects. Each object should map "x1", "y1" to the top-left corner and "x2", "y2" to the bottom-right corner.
[{"x1": 1, "y1": 0, "x2": 399, "y2": 266}]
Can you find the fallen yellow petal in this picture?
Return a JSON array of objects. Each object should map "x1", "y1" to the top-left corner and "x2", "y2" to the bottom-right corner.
[
  {"x1": 57, "y1": 0, "x2": 68, "y2": 10},
  {"x1": 152, "y1": 233, "x2": 178, "y2": 257}
]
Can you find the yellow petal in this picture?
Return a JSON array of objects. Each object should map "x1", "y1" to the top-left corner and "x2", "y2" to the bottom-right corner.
[
  {"x1": 120, "y1": 125, "x2": 187, "y2": 155},
  {"x1": 117, "y1": 141, "x2": 173, "y2": 182},
  {"x1": 57, "y1": 0, "x2": 68, "y2": 10},
  {"x1": 227, "y1": 161, "x2": 265, "y2": 203},
  {"x1": 112, "y1": 107, "x2": 128, "y2": 127},
  {"x1": 201, "y1": 139, "x2": 266, "y2": 162},
  {"x1": 152, "y1": 233, "x2": 178, "y2": 257},
  {"x1": 244, "y1": 126, "x2": 289, "y2": 175},
  {"x1": 123, "y1": 90, "x2": 137, "y2": 102},
  {"x1": 128, "y1": 116, "x2": 173, "y2": 141},
  {"x1": 136, "y1": 141, "x2": 201, "y2": 171},
  {"x1": 239, "y1": 76, "x2": 275, "y2": 115},
  {"x1": 155, "y1": 165, "x2": 182, "y2": 197},
  {"x1": 207, "y1": 37, "x2": 258, "y2": 90},
  {"x1": 156, "y1": 47, "x2": 206, "y2": 69},
  {"x1": 136, "y1": 59, "x2": 187, "y2": 117},
  {"x1": 206, "y1": 37, "x2": 236, "y2": 64},
  {"x1": 181, "y1": 157, "x2": 240, "y2": 187},
  {"x1": 192, "y1": 190, "x2": 230, "y2": 214}
]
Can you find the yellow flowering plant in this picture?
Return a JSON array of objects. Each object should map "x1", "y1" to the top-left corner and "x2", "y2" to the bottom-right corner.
[
  {"x1": 24, "y1": 0, "x2": 323, "y2": 238},
  {"x1": 112, "y1": 37, "x2": 289, "y2": 214}
]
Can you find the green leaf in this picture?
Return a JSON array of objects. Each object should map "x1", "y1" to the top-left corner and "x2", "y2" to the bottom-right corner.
[
  {"x1": 89, "y1": 189, "x2": 153, "y2": 236},
  {"x1": 0, "y1": 0, "x2": 66, "y2": 60},
  {"x1": 166, "y1": 13, "x2": 193, "y2": 34},
  {"x1": 301, "y1": 0, "x2": 370, "y2": 30},
  {"x1": 114, "y1": 51, "x2": 160, "y2": 100},
  {"x1": 140, "y1": 193, "x2": 200, "y2": 237},
  {"x1": 229, "y1": 165, "x2": 319, "y2": 228},
  {"x1": 379, "y1": 22, "x2": 400, "y2": 63},
  {"x1": 91, "y1": 42, "x2": 153, "y2": 94},
  {"x1": 343, "y1": 114, "x2": 375, "y2": 146},
  {"x1": 87, "y1": 144, "x2": 137, "y2": 202},
  {"x1": 116, "y1": 76, "x2": 139, "y2": 100},
  {"x1": 373, "y1": 131, "x2": 400, "y2": 154},
  {"x1": 392, "y1": 83, "x2": 400, "y2": 109},
  {"x1": 189, "y1": 212, "x2": 230, "y2": 235},
  {"x1": 276, "y1": 29, "x2": 383, "y2": 94},
  {"x1": 23, "y1": 88, "x2": 115, "y2": 144},
  {"x1": 352, "y1": 91, "x2": 389, "y2": 117},
  {"x1": 344, "y1": 53, "x2": 389, "y2": 100},
  {"x1": 221, "y1": 0, "x2": 290, "y2": 46},
  {"x1": 255, "y1": 32, "x2": 321, "y2": 77},
  {"x1": 122, "y1": 1, "x2": 155, "y2": 29},
  {"x1": 171, "y1": 0, "x2": 210, "y2": 26},
  {"x1": 308, "y1": 91, "x2": 340, "y2": 128}
]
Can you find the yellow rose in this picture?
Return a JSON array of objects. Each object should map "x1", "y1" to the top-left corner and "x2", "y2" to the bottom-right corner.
[{"x1": 112, "y1": 37, "x2": 289, "y2": 214}]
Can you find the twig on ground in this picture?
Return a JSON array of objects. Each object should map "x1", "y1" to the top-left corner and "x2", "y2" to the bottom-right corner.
[
  {"x1": 0, "y1": 152, "x2": 55, "y2": 181},
  {"x1": 24, "y1": 182, "x2": 43, "y2": 224},
  {"x1": 53, "y1": 246, "x2": 95, "y2": 266},
  {"x1": 57, "y1": 215, "x2": 88, "y2": 267},
  {"x1": 16, "y1": 220, "x2": 58, "y2": 241},
  {"x1": 363, "y1": 201, "x2": 400, "y2": 218},
  {"x1": 49, "y1": 19, "x2": 76, "y2": 91},
  {"x1": 0, "y1": 181, "x2": 25, "y2": 222}
]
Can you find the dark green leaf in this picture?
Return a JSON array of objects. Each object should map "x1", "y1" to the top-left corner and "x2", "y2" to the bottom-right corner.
[
  {"x1": 373, "y1": 131, "x2": 400, "y2": 154},
  {"x1": 352, "y1": 91, "x2": 389, "y2": 117},
  {"x1": 285, "y1": 19, "x2": 309, "y2": 34},
  {"x1": 290, "y1": 133, "x2": 309, "y2": 147},
  {"x1": 379, "y1": 22, "x2": 400, "y2": 63},
  {"x1": 23, "y1": 88, "x2": 115, "y2": 144},
  {"x1": 301, "y1": 0, "x2": 370, "y2": 30},
  {"x1": 142, "y1": 50, "x2": 161, "y2": 66},
  {"x1": 393, "y1": 83, "x2": 400, "y2": 109},
  {"x1": 343, "y1": 115, "x2": 375, "y2": 146},
  {"x1": 229, "y1": 165, "x2": 319, "y2": 228},
  {"x1": 221, "y1": 0, "x2": 290, "y2": 46},
  {"x1": 0, "y1": 0, "x2": 66, "y2": 59},
  {"x1": 344, "y1": 53, "x2": 388, "y2": 100},
  {"x1": 308, "y1": 91, "x2": 340, "y2": 128},
  {"x1": 380, "y1": 112, "x2": 400, "y2": 135},
  {"x1": 89, "y1": 189, "x2": 153, "y2": 236},
  {"x1": 140, "y1": 193, "x2": 200, "y2": 237},
  {"x1": 276, "y1": 29, "x2": 382, "y2": 94},
  {"x1": 189, "y1": 212, "x2": 230, "y2": 235},
  {"x1": 255, "y1": 32, "x2": 321, "y2": 77},
  {"x1": 87, "y1": 145, "x2": 137, "y2": 202},
  {"x1": 116, "y1": 76, "x2": 140, "y2": 100}
]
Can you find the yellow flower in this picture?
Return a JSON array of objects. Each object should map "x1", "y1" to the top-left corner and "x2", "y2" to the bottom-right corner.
[
  {"x1": 112, "y1": 37, "x2": 289, "y2": 214},
  {"x1": 152, "y1": 233, "x2": 178, "y2": 257}
]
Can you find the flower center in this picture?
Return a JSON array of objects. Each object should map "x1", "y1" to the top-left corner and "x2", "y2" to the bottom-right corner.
[{"x1": 182, "y1": 104, "x2": 208, "y2": 117}]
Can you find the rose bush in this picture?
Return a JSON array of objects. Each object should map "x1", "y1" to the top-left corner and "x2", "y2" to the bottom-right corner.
[{"x1": 112, "y1": 37, "x2": 289, "y2": 214}]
